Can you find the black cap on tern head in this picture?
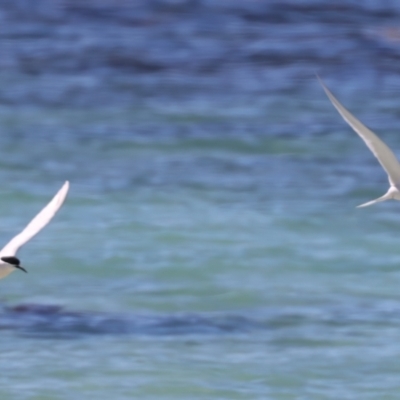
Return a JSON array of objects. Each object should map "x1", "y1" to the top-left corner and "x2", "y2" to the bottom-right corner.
[{"x1": 1, "y1": 256, "x2": 27, "y2": 273}]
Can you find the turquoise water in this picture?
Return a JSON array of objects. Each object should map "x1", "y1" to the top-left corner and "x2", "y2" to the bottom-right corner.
[
  {"x1": 0, "y1": 102, "x2": 400, "y2": 399},
  {"x1": 2, "y1": 1, "x2": 400, "y2": 398}
]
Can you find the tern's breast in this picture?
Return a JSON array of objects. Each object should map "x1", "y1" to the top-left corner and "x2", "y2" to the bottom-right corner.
[
  {"x1": 392, "y1": 189, "x2": 400, "y2": 200},
  {"x1": 0, "y1": 262, "x2": 15, "y2": 279}
]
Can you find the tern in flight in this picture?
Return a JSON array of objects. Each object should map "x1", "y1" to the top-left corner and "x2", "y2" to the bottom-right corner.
[
  {"x1": 0, "y1": 181, "x2": 69, "y2": 279},
  {"x1": 319, "y1": 78, "x2": 400, "y2": 208}
]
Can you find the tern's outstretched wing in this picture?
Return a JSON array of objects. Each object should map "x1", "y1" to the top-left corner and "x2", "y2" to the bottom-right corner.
[
  {"x1": 0, "y1": 181, "x2": 69, "y2": 257},
  {"x1": 318, "y1": 77, "x2": 400, "y2": 187}
]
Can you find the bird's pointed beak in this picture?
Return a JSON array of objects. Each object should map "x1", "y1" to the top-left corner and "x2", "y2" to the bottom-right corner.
[{"x1": 15, "y1": 265, "x2": 27, "y2": 273}]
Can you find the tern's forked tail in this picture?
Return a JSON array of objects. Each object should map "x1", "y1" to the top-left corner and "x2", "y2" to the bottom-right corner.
[{"x1": 356, "y1": 189, "x2": 394, "y2": 208}]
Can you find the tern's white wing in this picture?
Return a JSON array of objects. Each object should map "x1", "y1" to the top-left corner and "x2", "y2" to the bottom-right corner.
[
  {"x1": 319, "y1": 77, "x2": 400, "y2": 187},
  {"x1": 0, "y1": 181, "x2": 69, "y2": 257}
]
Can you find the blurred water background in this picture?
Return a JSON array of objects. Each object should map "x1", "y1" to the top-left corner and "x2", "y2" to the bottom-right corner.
[{"x1": 1, "y1": 0, "x2": 400, "y2": 398}]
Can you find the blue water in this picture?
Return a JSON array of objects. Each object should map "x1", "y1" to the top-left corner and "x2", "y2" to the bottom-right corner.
[{"x1": 1, "y1": 0, "x2": 400, "y2": 398}]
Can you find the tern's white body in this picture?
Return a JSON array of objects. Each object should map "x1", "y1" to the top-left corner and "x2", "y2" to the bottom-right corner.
[
  {"x1": 0, "y1": 181, "x2": 69, "y2": 279},
  {"x1": 319, "y1": 78, "x2": 400, "y2": 207}
]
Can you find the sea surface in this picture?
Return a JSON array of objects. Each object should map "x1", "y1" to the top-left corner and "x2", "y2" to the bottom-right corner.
[{"x1": 1, "y1": 1, "x2": 400, "y2": 399}]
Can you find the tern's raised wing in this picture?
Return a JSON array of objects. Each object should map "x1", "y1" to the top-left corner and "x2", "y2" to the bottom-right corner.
[
  {"x1": 0, "y1": 181, "x2": 69, "y2": 257},
  {"x1": 318, "y1": 77, "x2": 400, "y2": 187}
]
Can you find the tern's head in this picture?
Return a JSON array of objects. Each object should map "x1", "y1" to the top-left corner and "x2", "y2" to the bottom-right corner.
[{"x1": 1, "y1": 256, "x2": 27, "y2": 273}]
